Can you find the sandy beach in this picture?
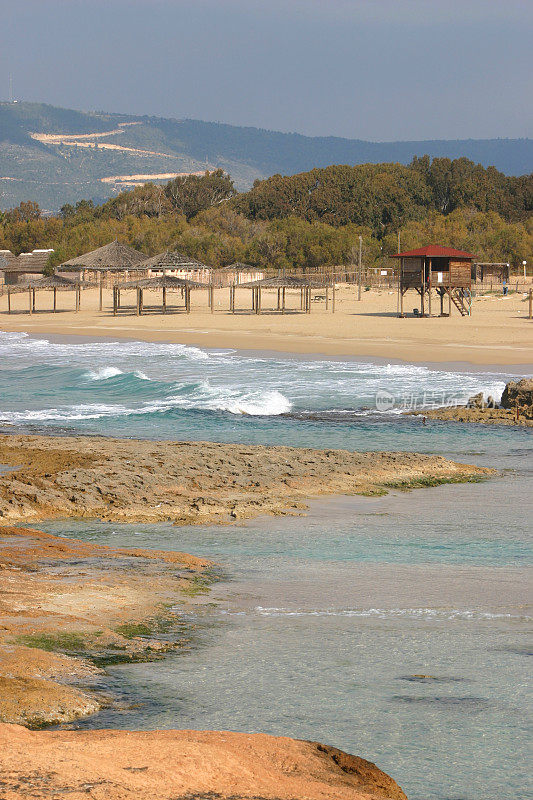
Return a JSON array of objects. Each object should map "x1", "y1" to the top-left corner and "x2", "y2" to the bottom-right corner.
[{"x1": 1, "y1": 285, "x2": 532, "y2": 366}]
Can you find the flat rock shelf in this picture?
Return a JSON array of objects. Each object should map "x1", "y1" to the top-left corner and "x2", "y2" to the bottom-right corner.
[{"x1": 0, "y1": 434, "x2": 492, "y2": 525}]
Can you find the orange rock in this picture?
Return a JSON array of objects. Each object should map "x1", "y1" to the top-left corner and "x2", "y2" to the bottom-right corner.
[{"x1": 0, "y1": 724, "x2": 407, "y2": 800}]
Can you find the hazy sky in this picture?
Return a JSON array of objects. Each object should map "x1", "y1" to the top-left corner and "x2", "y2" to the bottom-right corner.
[{"x1": 1, "y1": 0, "x2": 531, "y2": 141}]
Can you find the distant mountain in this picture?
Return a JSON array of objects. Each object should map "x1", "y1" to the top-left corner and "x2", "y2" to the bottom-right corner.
[{"x1": 0, "y1": 102, "x2": 531, "y2": 211}]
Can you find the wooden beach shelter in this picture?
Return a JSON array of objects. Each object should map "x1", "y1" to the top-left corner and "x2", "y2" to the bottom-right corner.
[
  {"x1": 112, "y1": 275, "x2": 206, "y2": 316},
  {"x1": 391, "y1": 245, "x2": 476, "y2": 318},
  {"x1": 136, "y1": 250, "x2": 220, "y2": 311},
  {"x1": 233, "y1": 275, "x2": 329, "y2": 314},
  {"x1": 213, "y1": 262, "x2": 265, "y2": 288},
  {"x1": 57, "y1": 241, "x2": 148, "y2": 308},
  {"x1": 6, "y1": 274, "x2": 85, "y2": 314}
]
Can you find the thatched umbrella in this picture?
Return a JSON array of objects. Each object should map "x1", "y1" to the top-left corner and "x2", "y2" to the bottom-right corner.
[
  {"x1": 138, "y1": 250, "x2": 211, "y2": 275},
  {"x1": 9, "y1": 274, "x2": 88, "y2": 314},
  {"x1": 58, "y1": 240, "x2": 147, "y2": 307},
  {"x1": 113, "y1": 275, "x2": 206, "y2": 315},
  {"x1": 232, "y1": 274, "x2": 330, "y2": 314}
]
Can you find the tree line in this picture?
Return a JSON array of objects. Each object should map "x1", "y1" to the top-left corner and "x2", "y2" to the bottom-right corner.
[{"x1": 0, "y1": 159, "x2": 531, "y2": 273}]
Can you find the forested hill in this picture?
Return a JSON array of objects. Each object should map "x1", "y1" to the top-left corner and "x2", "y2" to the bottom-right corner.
[{"x1": 0, "y1": 102, "x2": 531, "y2": 211}]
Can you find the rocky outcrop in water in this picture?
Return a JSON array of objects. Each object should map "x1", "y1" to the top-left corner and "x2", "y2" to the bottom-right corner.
[
  {"x1": 500, "y1": 378, "x2": 533, "y2": 410},
  {"x1": 410, "y1": 377, "x2": 533, "y2": 426},
  {"x1": 0, "y1": 434, "x2": 491, "y2": 525}
]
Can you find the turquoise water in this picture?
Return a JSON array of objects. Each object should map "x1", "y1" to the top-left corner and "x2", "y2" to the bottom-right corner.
[
  {"x1": 42, "y1": 477, "x2": 532, "y2": 800},
  {"x1": 2, "y1": 330, "x2": 532, "y2": 800}
]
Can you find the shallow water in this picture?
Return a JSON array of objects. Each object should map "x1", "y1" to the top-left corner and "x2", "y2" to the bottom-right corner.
[
  {"x1": 3, "y1": 331, "x2": 532, "y2": 800},
  {"x1": 42, "y1": 471, "x2": 532, "y2": 800}
]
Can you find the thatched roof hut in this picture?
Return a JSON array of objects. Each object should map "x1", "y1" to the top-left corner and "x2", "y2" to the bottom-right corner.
[
  {"x1": 232, "y1": 273, "x2": 331, "y2": 314},
  {"x1": 139, "y1": 250, "x2": 212, "y2": 284},
  {"x1": 239, "y1": 275, "x2": 326, "y2": 288},
  {"x1": 59, "y1": 240, "x2": 146, "y2": 272},
  {"x1": 5, "y1": 274, "x2": 84, "y2": 314},
  {"x1": 115, "y1": 275, "x2": 205, "y2": 290},
  {"x1": 112, "y1": 274, "x2": 207, "y2": 316},
  {"x1": 139, "y1": 250, "x2": 209, "y2": 271},
  {"x1": 18, "y1": 274, "x2": 84, "y2": 290}
]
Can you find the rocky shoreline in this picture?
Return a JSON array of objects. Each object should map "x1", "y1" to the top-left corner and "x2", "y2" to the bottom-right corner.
[
  {"x1": 0, "y1": 434, "x2": 492, "y2": 525},
  {"x1": 0, "y1": 524, "x2": 409, "y2": 800},
  {"x1": 0, "y1": 525, "x2": 212, "y2": 728},
  {"x1": 0, "y1": 725, "x2": 408, "y2": 800},
  {"x1": 0, "y1": 436, "x2": 494, "y2": 799},
  {"x1": 409, "y1": 377, "x2": 533, "y2": 427}
]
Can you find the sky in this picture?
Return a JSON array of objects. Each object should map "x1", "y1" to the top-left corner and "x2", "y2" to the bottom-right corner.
[{"x1": 1, "y1": 0, "x2": 531, "y2": 141}]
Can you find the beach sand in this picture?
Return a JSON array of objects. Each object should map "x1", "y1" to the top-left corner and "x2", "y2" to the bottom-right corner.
[{"x1": 1, "y1": 284, "x2": 532, "y2": 366}]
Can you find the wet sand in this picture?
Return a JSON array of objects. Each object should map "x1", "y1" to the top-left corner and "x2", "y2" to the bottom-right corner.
[{"x1": 1, "y1": 285, "x2": 532, "y2": 365}]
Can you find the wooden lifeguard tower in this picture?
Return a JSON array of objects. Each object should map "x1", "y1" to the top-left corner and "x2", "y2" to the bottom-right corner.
[{"x1": 392, "y1": 245, "x2": 475, "y2": 318}]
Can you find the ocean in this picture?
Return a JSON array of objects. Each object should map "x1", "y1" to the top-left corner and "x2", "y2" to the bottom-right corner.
[{"x1": 2, "y1": 330, "x2": 532, "y2": 800}]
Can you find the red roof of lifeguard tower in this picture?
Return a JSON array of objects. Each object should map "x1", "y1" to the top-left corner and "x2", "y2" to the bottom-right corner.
[{"x1": 391, "y1": 245, "x2": 476, "y2": 259}]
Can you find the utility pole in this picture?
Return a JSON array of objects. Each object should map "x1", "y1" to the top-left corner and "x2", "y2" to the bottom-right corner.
[
  {"x1": 358, "y1": 235, "x2": 362, "y2": 301},
  {"x1": 398, "y1": 230, "x2": 401, "y2": 254}
]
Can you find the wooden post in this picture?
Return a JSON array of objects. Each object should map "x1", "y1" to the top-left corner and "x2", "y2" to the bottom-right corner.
[
  {"x1": 282, "y1": 286, "x2": 286, "y2": 314},
  {"x1": 53, "y1": 287, "x2": 57, "y2": 312},
  {"x1": 307, "y1": 286, "x2": 311, "y2": 313},
  {"x1": 251, "y1": 287, "x2": 255, "y2": 312},
  {"x1": 140, "y1": 289, "x2": 143, "y2": 315},
  {"x1": 529, "y1": 288, "x2": 532, "y2": 319},
  {"x1": 99, "y1": 274, "x2": 103, "y2": 311},
  {"x1": 7, "y1": 288, "x2": 11, "y2": 314},
  {"x1": 256, "y1": 286, "x2": 262, "y2": 314},
  {"x1": 113, "y1": 287, "x2": 117, "y2": 316},
  {"x1": 28, "y1": 287, "x2": 32, "y2": 314},
  {"x1": 448, "y1": 288, "x2": 452, "y2": 317},
  {"x1": 76, "y1": 285, "x2": 81, "y2": 312},
  {"x1": 428, "y1": 258, "x2": 432, "y2": 317},
  {"x1": 163, "y1": 286, "x2": 167, "y2": 313},
  {"x1": 440, "y1": 290, "x2": 444, "y2": 316},
  {"x1": 186, "y1": 287, "x2": 191, "y2": 313},
  {"x1": 136, "y1": 286, "x2": 140, "y2": 316},
  {"x1": 325, "y1": 286, "x2": 329, "y2": 310},
  {"x1": 332, "y1": 281, "x2": 336, "y2": 313},
  {"x1": 277, "y1": 288, "x2": 281, "y2": 311},
  {"x1": 32, "y1": 288, "x2": 36, "y2": 313},
  {"x1": 400, "y1": 288, "x2": 404, "y2": 318}
]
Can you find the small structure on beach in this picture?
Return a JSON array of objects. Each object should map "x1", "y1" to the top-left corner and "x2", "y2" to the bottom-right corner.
[
  {"x1": 112, "y1": 275, "x2": 206, "y2": 315},
  {"x1": 471, "y1": 262, "x2": 510, "y2": 284},
  {"x1": 139, "y1": 250, "x2": 213, "y2": 284},
  {"x1": 57, "y1": 241, "x2": 148, "y2": 289},
  {"x1": 234, "y1": 275, "x2": 331, "y2": 314},
  {"x1": 0, "y1": 249, "x2": 54, "y2": 285},
  {"x1": 213, "y1": 262, "x2": 265, "y2": 287},
  {"x1": 392, "y1": 245, "x2": 475, "y2": 317},
  {"x1": 5, "y1": 274, "x2": 85, "y2": 314}
]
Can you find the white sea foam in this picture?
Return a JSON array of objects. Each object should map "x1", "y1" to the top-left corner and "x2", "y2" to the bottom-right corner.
[
  {"x1": 250, "y1": 606, "x2": 530, "y2": 621},
  {"x1": 85, "y1": 366, "x2": 124, "y2": 381}
]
